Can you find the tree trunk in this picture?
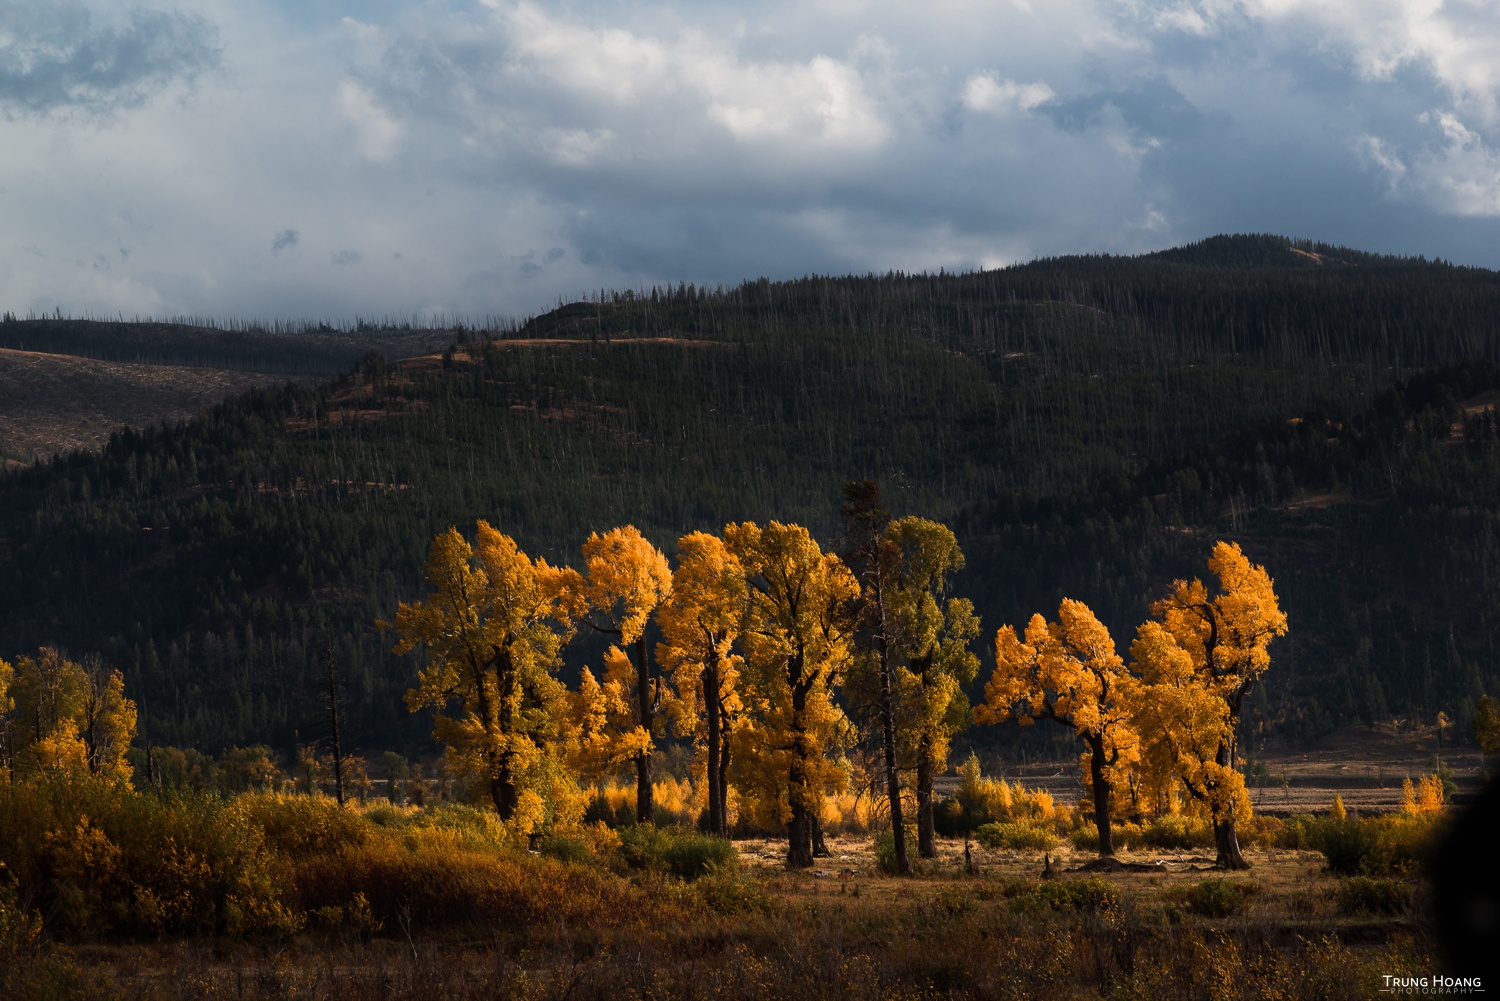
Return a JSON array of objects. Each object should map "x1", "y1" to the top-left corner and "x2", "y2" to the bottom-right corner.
[
  {"x1": 716, "y1": 698, "x2": 732, "y2": 837},
  {"x1": 812, "y1": 812, "x2": 831, "y2": 857},
  {"x1": 880, "y1": 671, "x2": 910, "y2": 874},
  {"x1": 491, "y1": 768, "x2": 518, "y2": 820},
  {"x1": 916, "y1": 733, "x2": 936, "y2": 859},
  {"x1": 323, "y1": 648, "x2": 346, "y2": 806},
  {"x1": 1087, "y1": 733, "x2": 1114, "y2": 857},
  {"x1": 1212, "y1": 739, "x2": 1250, "y2": 869},
  {"x1": 1214, "y1": 815, "x2": 1250, "y2": 870},
  {"x1": 787, "y1": 787, "x2": 815, "y2": 868},
  {"x1": 635, "y1": 633, "x2": 655, "y2": 825},
  {"x1": 787, "y1": 663, "x2": 815, "y2": 868},
  {"x1": 705, "y1": 659, "x2": 724, "y2": 837}
]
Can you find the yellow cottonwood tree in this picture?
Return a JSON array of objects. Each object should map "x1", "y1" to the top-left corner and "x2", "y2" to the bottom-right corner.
[
  {"x1": 657, "y1": 531, "x2": 747, "y2": 838},
  {"x1": 0, "y1": 648, "x2": 136, "y2": 781},
  {"x1": 726, "y1": 521, "x2": 858, "y2": 868},
  {"x1": 977, "y1": 599, "x2": 1134, "y2": 856},
  {"x1": 1128, "y1": 541, "x2": 1287, "y2": 869},
  {"x1": 566, "y1": 647, "x2": 654, "y2": 792},
  {"x1": 570, "y1": 526, "x2": 673, "y2": 823},
  {"x1": 386, "y1": 522, "x2": 581, "y2": 821}
]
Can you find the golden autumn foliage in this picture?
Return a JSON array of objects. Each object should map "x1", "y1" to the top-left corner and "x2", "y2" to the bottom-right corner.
[
  {"x1": 384, "y1": 522, "x2": 581, "y2": 823},
  {"x1": 0, "y1": 649, "x2": 136, "y2": 782},
  {"x1": 1400, "y1": 774, "x2": 1445, "y2": 815},
  {"x1": 656, "y1": 531, "x2": 747, "y2": 838},
  {"x1": 1127, "y1": 541, "x2": 1287, "y2": 869},
  {"x1": 725, "y1": 521, "x2": 858, "y2": 867},
  {"x1": 978, "y1": 599, "x2": 1133, "y2": 855}
]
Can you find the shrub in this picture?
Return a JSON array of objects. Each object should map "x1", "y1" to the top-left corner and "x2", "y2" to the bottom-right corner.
[
  {"x1": 235, "y1": 792, "x2": 368, "y2": 856},
  {"x1": 616, "y1": 825, "x2": 735, "y2": 880},
  {"x1": 1069, "y1": 822, "x2": 1144, "y2": 852},
  {"x1": 694, "y1": 866, "x2": 772, "y2": 915},
  {"x1": 0, "y1": 773, "x2": 298, "y2": 939},
  {"x1": 662, "y1": 830, "x2": 737, "y2": 880},
  {"x1": 1319, "y1": 814, "x2": 1441, "y2": 876},
  {"x1": 1140, "y1": 814, "x2": 1213, "y2": 850},
  {"x1": 1335, "y1": 876, "x2": 1412, "y2": 916},
  {"x1": 1170, "y1": 878, "x2": 1259, "y2": 918},
  {"x1": 537, "y1": 834, "x2": 594, "y2": 865},
  {"x1": 1243, "y1": 814, "x2": 1284, "y2": 849},
  {"x1": 1276, "y1": 813, "x2": 1325, "y2": 850},
  {"x1": 873, "y1": 831, "x2": 903, "y2": 874},
  {"x1": 291, "y1": 824, "x2": 654, "y2": 931},
  {"x1": 1068, "y1": 824, "x2": 1099, "y2": 852},
  {"x1": 934, "y1": 754, "x2": 1057, "y2": 835},
  {"x1": 1015, "y1": 878, "x2": 1120, "y2": 916},
  {"x1": 974, "y1": 821, "x2": 1058, "y2": 851}
]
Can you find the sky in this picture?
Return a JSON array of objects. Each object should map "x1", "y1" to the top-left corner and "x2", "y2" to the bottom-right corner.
[{"x1": 2, "y1": 0, "x2": 1499, "y2": 323}]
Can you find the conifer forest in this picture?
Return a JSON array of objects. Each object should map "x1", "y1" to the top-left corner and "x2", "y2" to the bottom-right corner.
[{"x1": 2, "y1": 235, "x2": 1498, "y2": 998}]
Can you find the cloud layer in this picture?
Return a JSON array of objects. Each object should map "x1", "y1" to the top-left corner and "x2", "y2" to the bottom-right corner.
[{"x1": 1, "y1": 0, "x2": 1498, "y2": 322}]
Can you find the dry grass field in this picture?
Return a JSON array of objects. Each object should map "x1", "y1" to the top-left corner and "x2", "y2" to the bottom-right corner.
[
  {"x1": 972, "y1": 722, "x2": 1487, "y2": 817},
  {"x1": 39, "y1": 839, "x2": 1427, "y2": 1001},
  {"x1": 0, "y1": 348, "x2": 298, "y2": 462}
]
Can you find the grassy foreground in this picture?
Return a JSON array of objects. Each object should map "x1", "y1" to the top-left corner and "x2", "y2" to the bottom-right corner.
[{"x1": 0, "y1": 775, "x2": 1436, "y2": 1000}]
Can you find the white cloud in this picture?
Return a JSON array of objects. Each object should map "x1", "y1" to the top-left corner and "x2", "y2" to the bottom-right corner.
[
  {"x1": 500, "y1": 3, "x2": 888, "y2": 152},
  {"x1": 335, "y1": 79, "x2": 402, "y2": 162},
  {"x1": 962, "y1": 73, "x2": 1054, "y2": 114},
  {"x1": 1, "y1": 0, "x2": 1499, "y2": 324},
  {"x1": 1232, "y1": 0, "x2": 1500, "y2": 122}
]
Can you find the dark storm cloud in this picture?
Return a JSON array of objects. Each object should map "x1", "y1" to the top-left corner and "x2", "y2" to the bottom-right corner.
[
  {"x1": 0, "y1": 1, "x2": 219, "y2": 118},
  {"x1": 271, "y1": 229, "x2": 299, "y2": 256},
  {"x1": 3, "y1": 1, "x2": 1500, "y2": 322}
]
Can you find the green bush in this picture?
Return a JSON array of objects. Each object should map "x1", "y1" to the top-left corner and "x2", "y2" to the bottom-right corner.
[
  {"x1": 1015, "y1": 878, "x2": 1120, "y2": 915},
  {"x1": 1318, "y1": 815, "x2": 1440, "y2": 876},
  {"x1": 662, "y1": 830, "x2": 737, "y2": 880},
  {"x1": 1276, "y1": 813, "x2": 1325, "y2": 850},
  {"x1": 974, "y1": 821, "x2": 1059, "y2": 851},
  {"x1": 1140, "y1": 815, "x2": 1213, "y2": 850},
  {"x1": 1335, "y1": 876, "x2": 1412, "y2": 916},
  {"x1": 1068, "y1": 822, "x2": 1145, "y2": 852},
  {"x1": 616, "y1": 825, "x2": 735, "y2": 880},
  {"x1": 694, "y1": 866, "x2": 772, "y2": 915},
  {"x1": 537, "y1": 834, "x2": 594, "y2": 865},
  {"x1": 1170, "y1": 878, "x2": 1259, "y2": 918},
  {"x1": 1069, "y1": 824, "x2": 1100, "y2": 852}
]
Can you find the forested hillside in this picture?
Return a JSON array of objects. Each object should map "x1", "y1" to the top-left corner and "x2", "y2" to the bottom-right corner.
[{"x1": 1, "y1": 234, "x2": 1497, "y2": 757}]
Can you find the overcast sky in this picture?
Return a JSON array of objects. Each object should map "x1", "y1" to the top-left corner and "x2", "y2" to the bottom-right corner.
[{"x1": 2, "y1": 0, "x2": 1499, "y2": 323}]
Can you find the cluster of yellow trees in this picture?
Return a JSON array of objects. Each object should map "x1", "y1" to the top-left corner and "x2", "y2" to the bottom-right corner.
[
  {"x1": 384, "y1": 516, "x2": 979, "y2": 869},
  {"x1": 386, "y1": 508, "x2": 1286, "y2": 871},
  {"x1": 0, "y1": 648, "x2": 137, "y2": 782},
  {"x1": 979, "y1": 541, "x2": 1287, "y2": 869}
]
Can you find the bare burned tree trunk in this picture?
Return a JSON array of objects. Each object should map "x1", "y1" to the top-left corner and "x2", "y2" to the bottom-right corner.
[
  {"x1": 878, "y1": 645, "x2": 909, "y2": 870},
  {"x1": 321, "y1": 647, "x2": 347, "y2": 807},
  {"x1": 842, "y1": 480, "x2": 909, "y2": 873}
]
